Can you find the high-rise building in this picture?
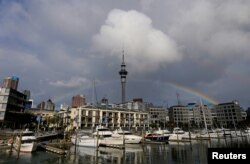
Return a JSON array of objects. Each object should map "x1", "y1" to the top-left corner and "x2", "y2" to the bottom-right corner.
[
  {"x1": 0, "y1": 76, "x2": 26, "y2": 123},
  {"x1": 214, "y1": 101, "x2": 244, "y2": 128},
  {"x1": 45, "y1": 99, "x2": 55, "y2": 111},
  {"x1": 23, "y1": 90, "x2": 31, "y2": 100},
  {"x1": 2, "y1": 76, "x2": 19, "y2": 90},
  {"x1": 72, "y1": 95, "x2": 86, "y2": 108},
  {"x1": 119, "y1": 52, "x2": 128, "y2": 104},
  {"x1": 37, "y1": 101, "x2": 45, "y2": 110}
]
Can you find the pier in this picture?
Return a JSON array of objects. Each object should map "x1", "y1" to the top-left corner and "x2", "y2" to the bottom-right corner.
[{"x1": 39, "y1": 144, "x2": 67, "y2": 155}]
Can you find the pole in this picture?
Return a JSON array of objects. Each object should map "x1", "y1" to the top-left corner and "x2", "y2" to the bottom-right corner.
[
  {"x1": 9, "y1": 134, "x2": 15, "y2": 155},
  {"x1": 123, "y1": 128, "x2": 125, "y2": 149},
  {"x1": 96, "y1": 129, "x2": 99, "y2": 151},
  {"x1": 17, "y1": 132, "x2": 22, "y2": 159},
  {"x1": 129, "y1": 110, "x2": 130, "y2": 131},
  {"x1": 74, "y1": 129, "x2": 77, "y2": 154}
]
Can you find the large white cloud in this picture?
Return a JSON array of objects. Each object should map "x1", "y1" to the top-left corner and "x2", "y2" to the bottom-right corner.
[
  {"x1": 93, "y1": 9, "x2": 182, "y2": 73},
  {"x1": 1, "y1": 0, "x2": 250, "y2": 107}
]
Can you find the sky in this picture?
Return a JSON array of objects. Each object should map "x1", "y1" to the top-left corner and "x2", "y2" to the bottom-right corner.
[{"x1": 0, "y1": 0, "x2": 250, "y2": 109}]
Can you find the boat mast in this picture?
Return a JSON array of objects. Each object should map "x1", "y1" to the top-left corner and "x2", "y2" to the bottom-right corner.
[{"x1": 200, "y1": 98, "x2": 208, "y2": 133}]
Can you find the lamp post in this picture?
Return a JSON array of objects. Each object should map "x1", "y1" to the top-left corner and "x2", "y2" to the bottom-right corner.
[{"x1": 64, "y1": 107, "x2": 69, "y2": 141}]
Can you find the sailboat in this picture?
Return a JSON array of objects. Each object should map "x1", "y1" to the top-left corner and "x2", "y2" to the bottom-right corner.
[{"x1": 196, "y1": 98, "x2": 211, "y2": 139}]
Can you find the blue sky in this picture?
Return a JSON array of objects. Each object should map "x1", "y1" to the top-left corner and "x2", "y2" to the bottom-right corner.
[{"x1": 0, "y1": 0, "x2": 250, "y2": 108}]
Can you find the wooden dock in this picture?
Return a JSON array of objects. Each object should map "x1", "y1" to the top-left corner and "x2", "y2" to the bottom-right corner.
[
  {"x1": 0, "y1": 144, "x2": 11, "y2": 150},
  {"x1": 39, "y1": 144, "x2": 67, "y2": 155}
]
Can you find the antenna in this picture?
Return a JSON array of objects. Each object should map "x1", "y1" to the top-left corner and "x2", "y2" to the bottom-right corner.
[
  {"x1": 92, "y1": 80, "x2": 98, "y2": 107},
  {"x1": 176, "y1": 91, "x2": 181, "y2": 106}
]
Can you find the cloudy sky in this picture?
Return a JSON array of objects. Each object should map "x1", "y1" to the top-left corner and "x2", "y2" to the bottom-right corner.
[{"x1": 0, "y1": 0, "x2": 250, "y2": 108}]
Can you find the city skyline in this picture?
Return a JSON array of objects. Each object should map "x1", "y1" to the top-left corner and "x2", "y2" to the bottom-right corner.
[{"x1": 0, "y1": 0, "x2": 250, "y2": 108}]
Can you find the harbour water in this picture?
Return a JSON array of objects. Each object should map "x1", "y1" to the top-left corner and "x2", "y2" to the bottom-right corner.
[{"x1": 1, "y1": 137, "x2": 250, "y2": 164}]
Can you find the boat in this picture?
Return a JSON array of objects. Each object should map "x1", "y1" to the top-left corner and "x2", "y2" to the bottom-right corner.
[
  {"x1": 72, "y1": 126, "x2": 124, "y2": 148},
  {"x1": 71, "y1": 135, "x2": 98, "y2": 147},
  {"x1": 168, "y1": 127, "x2": 185, "y2": 141},
  {"x1": 244, "y1": 127, "x2": 250, "y2": 136},
  {"x1": 112, "y1": 128, "x2": 142, "y2": 144},
  {"x1": 144, "y1": 128, "x2": 170, "y2": 142},
  {"x1": 13, "y1": 129, "x2": 38, "y2": 153},
  {"x1": 196, "y1": 128, "x2": 225, "y2": 139},
  {"x1": 181, "y1": 131, "x2": 197, "y2": 140},
  {"x1": 93, "y1": 126, "x2": 124, "y2": 147}
]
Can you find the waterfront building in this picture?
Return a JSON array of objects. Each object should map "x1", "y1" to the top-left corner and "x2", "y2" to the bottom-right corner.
[
  {"x1": 149, "y1": 107, "x2": 167, "y2": 127},
  {"x1": 214, "y1": 101, "x2": 245, "y2": 128},
  {"x1": 70, "y1": 106, "x2": 148, "y2": 129},
  {"x1": 71, "y1": 94, "x2": 86, "y2": 108},
  {"x1": 192, "y1": 104, "x2": 213, "y2": 128},
  {"x1": 0, "y1": 76, "x2": 27, "y2": 127},
  {"x1": 169, "y1": 105, "x2": 189, "y2": 126},
  {"x1": 0, "y1": 87, "x2": 26, "y2": 122},
  {"x1": 169, "y1": 103, "x2": 213, "y2": 128}
]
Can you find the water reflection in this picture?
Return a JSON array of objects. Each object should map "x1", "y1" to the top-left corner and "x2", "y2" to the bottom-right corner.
[{"x1": 1, "y1": 136, "x2": 249, "y2": 164}]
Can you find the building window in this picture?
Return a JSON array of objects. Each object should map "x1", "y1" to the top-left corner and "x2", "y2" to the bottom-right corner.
[
  {"x1": 0, "y1": 111, "x2": 5, "y2": 117},
  {"x1": 0, "y1": 104, "x2": 6, "y2": 109}
]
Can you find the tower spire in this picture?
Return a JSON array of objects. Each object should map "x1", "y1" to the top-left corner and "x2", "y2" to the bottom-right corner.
[{"x1": 119, "y1": 50, "x2": 128, "y2": 104}]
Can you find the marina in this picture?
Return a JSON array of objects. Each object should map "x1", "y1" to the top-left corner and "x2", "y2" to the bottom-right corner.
[
  {"x1": 0, "y1": 127, "x2": 250, "y2": 164},
  {"x1": 0, "y1": 136, "x2": 250, "y2": 164}
]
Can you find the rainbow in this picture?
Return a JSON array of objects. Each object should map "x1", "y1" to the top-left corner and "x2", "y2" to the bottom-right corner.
[{"x1": 167, "y1": 82, "x2": 219, "y2": 105}]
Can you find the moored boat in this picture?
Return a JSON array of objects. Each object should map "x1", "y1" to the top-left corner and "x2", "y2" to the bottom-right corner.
[
  {"x1": 93, "y1": 126, "x2": 124, "y2": 147},
  {"x1": 168, "y1": 127, "x2": 188, "y2": 142},
  {"x1": 71, "y1": 135, "x2": 98, "y2": 147},
  {"x1": 14, "y1": 129, "x2": 38, "y2": 153},
  {"x1": 112, "y1": 128, "x2": 142, "y2": 144},
  {"x1": 144, "y1": 128, "x2": 170, "y2": 142}
]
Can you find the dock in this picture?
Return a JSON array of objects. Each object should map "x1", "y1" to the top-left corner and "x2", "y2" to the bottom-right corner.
[
  {"x1": 36, "y1": 132, "x2": 60, "y2": 142},
  {"x1": 39, "y1": 144, "x2": 67, "y2": 155},
  {"x1": 0, "y1": 144, "x2": 11, "y2": 150}
]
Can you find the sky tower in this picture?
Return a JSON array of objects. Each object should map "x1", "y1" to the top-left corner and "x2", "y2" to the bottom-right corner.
[{"x1": 119, "y1": 51, "x2": 128, "y2": 104}]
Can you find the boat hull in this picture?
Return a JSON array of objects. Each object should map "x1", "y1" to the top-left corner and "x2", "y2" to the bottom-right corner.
[
  {"x1": 71, "y1": 136, "x2": 98, "y2": 147},
  {"x1": 14, "y1": 142, "x2": 37, "y2": 153},
  {"x1": 99, "y1": 137, "x2": 124, "y2": 146},
  {"x1": 145, "y1": 135, "x2": 169, "y2": 142}
]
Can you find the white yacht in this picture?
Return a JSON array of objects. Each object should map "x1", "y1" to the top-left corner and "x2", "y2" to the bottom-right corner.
[
  {"x1": 112, "y1": 128, "x2": 142, "y2": 144},
  {"x1": 196, "y1": 129, "x2": 224, "y2": 139},
  {"x1": 14, "y1": 129, "x2": 38, "y2": 153},
  {"x1": 168, "y1": 127, "x2": 186, "y2": 141},
  {"x1": 71, "y1": 135, "x2": 98, "y2": 147},
  {"x1": 244, "y1": 127, "x2": 250, "y2": 136},
  {"x1": 93, "y1": 126, "x2": 124, "y2": 147},
  {"x1": 182, "y1": 131, "x2": 197, "y2": 140}
]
